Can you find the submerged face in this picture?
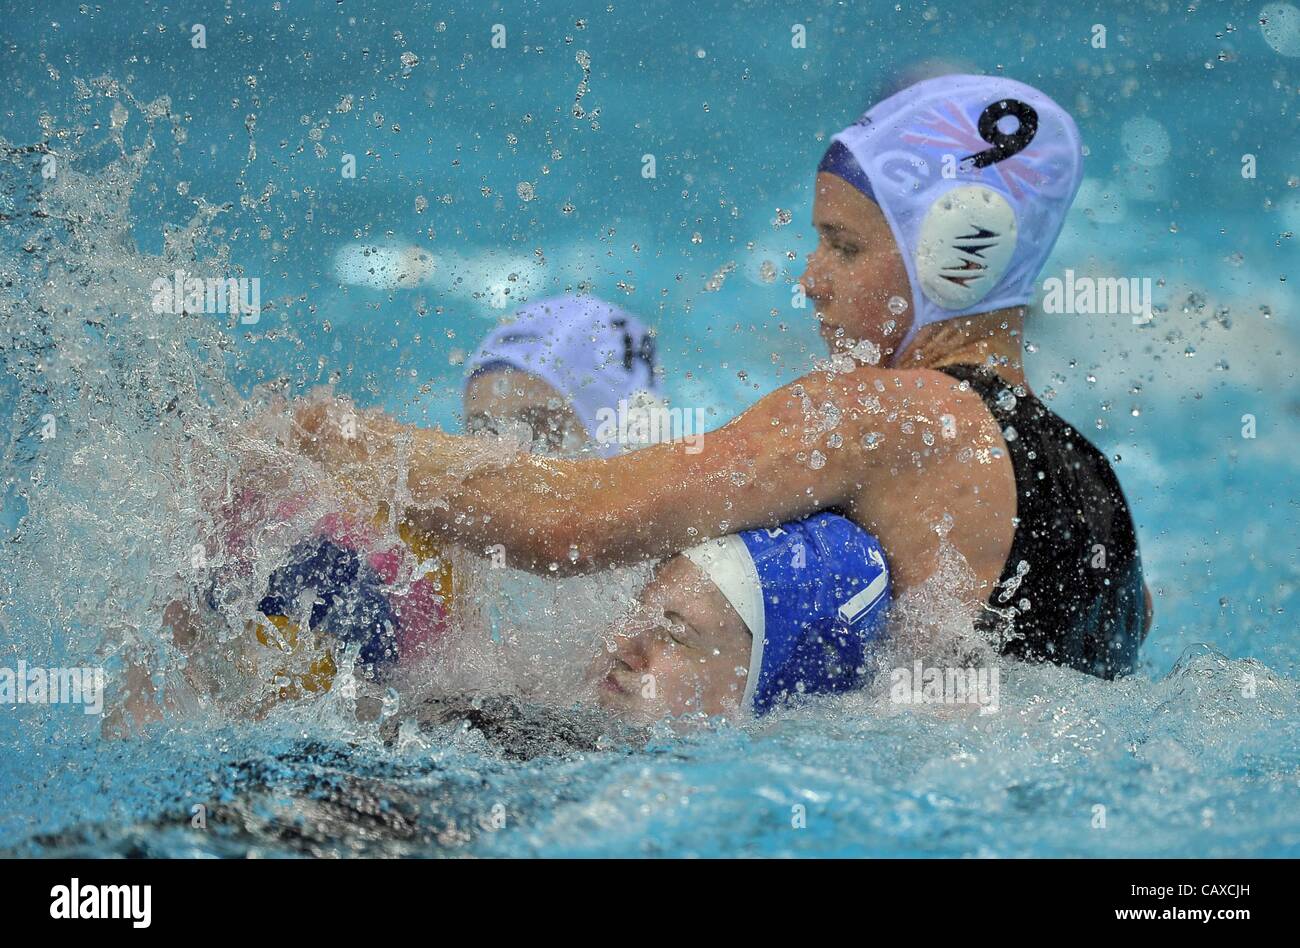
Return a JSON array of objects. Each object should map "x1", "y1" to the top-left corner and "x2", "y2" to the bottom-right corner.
[
  {"x1": 589, "y1": 554, "x2": 753, "y2": 722},
  {"x1": 803, "y1": 172, "x2": 913, "y2": 361},
  {"x1": 462, "y1": 367, "x2": 589, "y2": 456}
]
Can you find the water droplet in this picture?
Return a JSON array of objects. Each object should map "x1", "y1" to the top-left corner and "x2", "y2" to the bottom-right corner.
[
  {"x1": 863, "y1": 431, "x2": 883, "y2": 451},
  {"x1": 887, "y1": 295, "x2": 908, "y2": 316},
  {"x1": 850, "y1": 339, "x2": 881, "y2": 365},
  {"x1": 809, "y1": 450, "x2": 826, "y2": 470}
]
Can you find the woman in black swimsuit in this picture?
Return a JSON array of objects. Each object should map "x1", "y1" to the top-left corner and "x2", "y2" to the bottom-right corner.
[
  {"x1": 290, "y1": 74, "x2": 1152, "y2": 687},
  {"x1": 937, "y1": 364, "x2": 1147, "y2": 678}
]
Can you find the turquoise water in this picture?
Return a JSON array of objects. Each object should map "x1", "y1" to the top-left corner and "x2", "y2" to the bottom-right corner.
[{"x1": 1, "y1": 0, "x2": 1298, "y2": 857}]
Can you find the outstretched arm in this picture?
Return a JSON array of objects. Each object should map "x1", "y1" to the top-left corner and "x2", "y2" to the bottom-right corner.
[{"x1": 293, "y1": 373, "x2": 865, "y2": 575}]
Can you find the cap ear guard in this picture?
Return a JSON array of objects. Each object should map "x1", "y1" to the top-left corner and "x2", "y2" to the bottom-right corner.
[{"x1": 914, "y1": 185, "x2": 1019, "y2": 310}]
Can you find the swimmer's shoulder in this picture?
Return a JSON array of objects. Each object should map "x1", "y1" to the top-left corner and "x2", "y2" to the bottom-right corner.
[{"x1": 766, "y1": 363, "x2": 996, "y2": 456}]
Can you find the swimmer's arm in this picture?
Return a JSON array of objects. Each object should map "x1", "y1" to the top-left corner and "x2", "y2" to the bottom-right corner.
[
  {"x1": 100, "y1": 659, "x2": 164, "y2": 739},
  {"x1": 387, "y1": 376, "x2": 874, "y2": 574}
]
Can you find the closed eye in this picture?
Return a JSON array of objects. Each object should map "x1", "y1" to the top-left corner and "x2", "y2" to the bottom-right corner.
[
  {"x1": 816, "y1": 226, "x2": 861, "y2": 258},
  {"x1": 661, "y1": 611, "x2": 701, "y2": 649}
]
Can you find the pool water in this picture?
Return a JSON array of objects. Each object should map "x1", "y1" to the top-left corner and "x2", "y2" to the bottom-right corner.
[{"x1": 1, "y1": 0, "x2": 1298, "y2": 857}]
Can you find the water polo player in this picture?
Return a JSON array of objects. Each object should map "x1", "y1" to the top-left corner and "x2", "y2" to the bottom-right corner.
[
  {"x1": 462, "y1": 296, "x2": 892, "y2": 717},
  {"x1": 293, "y1": 74, "x2": 1152, "y2": 682},
  {"x1": 592, "y1": 512, "x2": 890, "y2": 720},
  {"x1": 269, "y1": 295, "x2": 895, "y2": 718},
  {"x1": 461, "y1": 293, "x2": 663, "y2": 457},
  {"x1": 127, "y1": 294, "x2": 894, "y2": 728}
]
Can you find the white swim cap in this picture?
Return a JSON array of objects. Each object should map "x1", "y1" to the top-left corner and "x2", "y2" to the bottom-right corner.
[
  {"x1": 824, "y1": 75, "x2": 1084, "y2": 362},
  {"x1": 464, "y1": 294, "x2": 658, "y2": 457}
]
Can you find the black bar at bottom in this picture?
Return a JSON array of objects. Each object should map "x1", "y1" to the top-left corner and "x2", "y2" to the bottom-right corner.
[{"x1": 0, "y1": 857, "x2": 1286, "y2": 934}]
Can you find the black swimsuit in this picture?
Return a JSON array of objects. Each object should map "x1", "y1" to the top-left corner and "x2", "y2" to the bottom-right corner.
[{"x1": 938, "y1": 364, "x2": 1147, "y2": 678}]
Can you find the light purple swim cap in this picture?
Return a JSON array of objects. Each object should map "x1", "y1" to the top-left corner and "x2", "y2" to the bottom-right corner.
[
  {"x1": 464, "y1": 294, "x2": 659, "y2": 457},
  {"x1": 824, "y1": 75, "x2": 1084, "y2": 362}
]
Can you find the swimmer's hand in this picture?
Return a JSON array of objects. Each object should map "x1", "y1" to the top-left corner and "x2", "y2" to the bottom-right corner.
[
  {"x1": 290, "y1": 392, "x2": 461, "y2": 501},
  {"x1": 290, "y1": 392, "x2": 392, "y2": 490}
]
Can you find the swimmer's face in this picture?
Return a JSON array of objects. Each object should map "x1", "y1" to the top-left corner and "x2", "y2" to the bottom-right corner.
[
  {"x1": 589, "y1": 554, "x2": 752, "y2": 722},
  {"x1": 804, "y1": 173, "x2": 913, "y2": 361},
  {"x1": 463, "y1": 368, "x2": 589, "y2": 456}
]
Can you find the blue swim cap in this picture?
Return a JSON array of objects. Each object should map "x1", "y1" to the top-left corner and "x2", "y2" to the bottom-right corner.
[{"x1": 683, "y1": 513, "x2": 891, "y2": 715}]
